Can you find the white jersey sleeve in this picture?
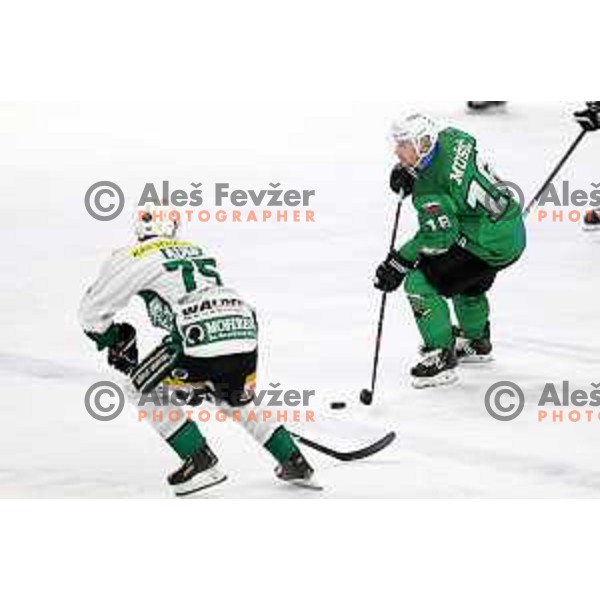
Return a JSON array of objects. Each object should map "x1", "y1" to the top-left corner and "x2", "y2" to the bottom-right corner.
[{"x1": 78, "y1": 246, "x2": 158, "y2": 338}]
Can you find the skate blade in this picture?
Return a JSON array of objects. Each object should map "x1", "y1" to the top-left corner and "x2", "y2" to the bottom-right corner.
[
  {"x1": 172, "y1": 469, "x2": 228, "y2": 497},
  {"x1": 412, "y1": 369, "x2": 459, "y2": 389},
  {"x1": 285, "y1": 476, "x2": 324, "y2": 491},
  {"x1": 458, "y1": 354, "x2": 494, "y2": 364}
]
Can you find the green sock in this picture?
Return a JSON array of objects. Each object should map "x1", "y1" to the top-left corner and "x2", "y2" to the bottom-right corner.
[
  {"x1": 452, "y1": 294, "x2": 489, "y2": 339},
  {"x1": 167, "y1": 421, "x2": 206, "y2": 459},
  {"x1": 405, "y1": 270, "x2": 453, "y2": 349},
  {"x1": 264, "y1": 427, "x2": 300, "y2": 464}
]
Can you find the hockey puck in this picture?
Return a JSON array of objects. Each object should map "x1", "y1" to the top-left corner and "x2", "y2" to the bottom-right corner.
[
  {"x1": 359, "y1": 389, "x2": 373, "y2": 405},
  {"x1": 330, "y1": 401, "x2": 347, "y2": 410}
]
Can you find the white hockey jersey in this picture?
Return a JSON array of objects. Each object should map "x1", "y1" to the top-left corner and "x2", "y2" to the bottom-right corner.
[{"x1": 79, "y1": 238, "x2": 258, "y2": 358}]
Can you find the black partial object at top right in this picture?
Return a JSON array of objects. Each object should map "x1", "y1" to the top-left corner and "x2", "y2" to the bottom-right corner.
[{"x1": 574, "y1": 101, "x2": 600, "y2": 132}]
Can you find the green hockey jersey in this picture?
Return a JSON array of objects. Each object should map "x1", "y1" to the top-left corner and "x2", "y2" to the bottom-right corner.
[{"x1": 397, "y1": 127, "x2": 526, "y2": 267}]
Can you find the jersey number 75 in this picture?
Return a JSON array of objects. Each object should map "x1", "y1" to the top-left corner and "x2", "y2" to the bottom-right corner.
[{"x1": 163, "y1": 258, "x2": 223, "y2": 292}]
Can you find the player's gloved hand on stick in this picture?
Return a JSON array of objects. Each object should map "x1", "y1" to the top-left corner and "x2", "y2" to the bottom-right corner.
[
  {"x1": 390, "y1": 164, "x2": 415, "y2": 198},
  {"x1": 374, "y1": 252, "x2": 414, "y2": 292},
  {"x1": 574, "y1": 101, "x2": 600, "y2": 132},
  {"x1": 107, "y1": 322, "x2": 138, "y2": 375}
]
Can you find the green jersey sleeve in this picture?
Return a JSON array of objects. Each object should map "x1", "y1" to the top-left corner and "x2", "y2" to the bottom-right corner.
[{"x1": 397, "y1": 194, "x2": 460, "y2": 264}]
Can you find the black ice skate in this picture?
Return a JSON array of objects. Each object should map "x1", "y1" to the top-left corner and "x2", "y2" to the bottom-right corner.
[
  {"x1": 168, "y1": 445, "x2": 227, "y2": 497},
  {"x1": 466, "y1": 101, "x2": 507, "y2": 112},
  {"x1": 583, "y1": 210, "x2": 600, "y2": 232},
  {"x1": 411, "y1": 345, "x2": 458, "y2": 389},
  {"x1": 275, "y1": 451, "x2": 322, "y2": 491},
  {"x1": 454, "y1": 324, "x2": 493, "y2": 363}
]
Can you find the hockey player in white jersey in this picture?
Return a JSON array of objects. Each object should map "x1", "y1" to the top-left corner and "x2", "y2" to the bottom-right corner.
[{"x1": 79, "y1": 204, "x2": 319, "y2": 496}]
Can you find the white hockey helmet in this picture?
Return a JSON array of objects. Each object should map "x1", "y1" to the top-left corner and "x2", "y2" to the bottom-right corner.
[
  {"x1": 134, "y1": 202, "x2": 180, "y2": 241},
  {"x1": 390, "y1": 113, "x2": 440, "y2": 168}
]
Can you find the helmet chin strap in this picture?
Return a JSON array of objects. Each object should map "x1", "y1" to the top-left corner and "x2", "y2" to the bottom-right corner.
[{"x1": 413, "y1": 138, "x2": 437, "y2": 171}]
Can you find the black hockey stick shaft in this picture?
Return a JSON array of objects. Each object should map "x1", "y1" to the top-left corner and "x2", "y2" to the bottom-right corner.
[
  {"x1": 292, "y1": 431, "x2": 396, "y2": 462},
  {"x1": 523, "y1": 129, "x2": 587, "y2": 217},
  {"x1": 368, "y1": 199, "x2": 403, "y2": 397}
]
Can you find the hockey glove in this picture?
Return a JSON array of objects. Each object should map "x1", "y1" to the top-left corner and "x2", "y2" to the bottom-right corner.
[
  {"x1": 107, "y1": 323, "x2": 138, "y2": 375},
  {"x1": 390, "y1": 164, "x2": 415, "y2": 198},
  {"x1": 574, "y1": 101, "x2": 600, "y2": 132},
  {"x1": 374, "y1": 252, "x2": 414, "y2": 292}
]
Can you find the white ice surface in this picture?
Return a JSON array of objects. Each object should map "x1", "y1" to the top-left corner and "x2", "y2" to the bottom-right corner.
[{"x1": 2, "y1": 100, "x2": 600, "y2": 498}]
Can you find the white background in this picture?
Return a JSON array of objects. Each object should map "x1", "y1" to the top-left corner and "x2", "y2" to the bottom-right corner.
[{"x1": 2, "y1": 0, "x2": 599, "y2": 599}]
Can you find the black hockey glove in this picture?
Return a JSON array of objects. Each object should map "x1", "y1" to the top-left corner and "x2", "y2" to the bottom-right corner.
[
  {"x1": 390, "y1": 164, "x2": 415, "y2": 198},
  {"x1": 374, "y1": 252, "x2": 414, "y2": 292},
  {"x1": 107, "y1": 323, "x2": 138, "y2": 375},
  {"x1": 574, "y1": 101, "x2": 600, "y2": 132}
]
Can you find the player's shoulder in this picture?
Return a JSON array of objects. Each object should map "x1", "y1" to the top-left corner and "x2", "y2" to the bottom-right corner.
[
  {"x1": 438, "y1": 126, "x2": 477, "y2": 151},
  {"x1": 94, "y1": 244, "x2": 137, "y2": 278},
  {"x1": 109, "y1": 244, "x2": 132, "y2": 259},
  {"x1": 435, "y1": 127, "x2": 478, "y2": 177},
  {"x1": 415, "y1": 127, "x2": 477, "y2": 198},
  {"x1": 99, "y1": 244, "x2": 133, "y2": 267}
]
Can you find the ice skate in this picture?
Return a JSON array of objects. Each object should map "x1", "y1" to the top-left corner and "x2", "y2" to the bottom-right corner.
[
  {"x1": 583, "y1": 210, "x2": 600, "y2": 232},
  {"x1": 466, "y1": 101, "x2": 507, "y2": 112},
  {"x1": 411, "y1": 345, "x2": 458, "y2": 389},
  {"x1": 168, "y1": 445, "x2": 227, "y2": 497},
  {"x1": 455, "y1": 324, "x2": 493, "y2": 363},
  {"x1": 275, "y1": 451, "x2": 322, "y2": 491}
]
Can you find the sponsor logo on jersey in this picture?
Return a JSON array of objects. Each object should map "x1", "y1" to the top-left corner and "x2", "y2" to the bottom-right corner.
[
  {"x1": 183, "y1": 323, "x2": 206, "y2": 346},
  {"x1": 183, "y1": 316, "x2": 256, "y2": 347},
  {"x1": 129, "y1": 239, "x2": 193, "y2": 259},
  {"x1": 423, "y1": 202, "x2": 441, "y2": 215},
  {"x1": 182, "y1": 297, "x2": 243, "y2": 317},
  {"x1": 145, "y1": 296, "x2": 175, "y2": 330}
]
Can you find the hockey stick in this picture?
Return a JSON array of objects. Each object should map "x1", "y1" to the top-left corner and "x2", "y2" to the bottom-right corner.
[
  {"x1": 359, "y1": 199, "x2": 404, "y2": 405},
  {"x1": 291, "y1": 430, "x2": 397, "y2": 462},
  {"x1": 523, "y1": 128, "x2": 588, "y2": 218}
]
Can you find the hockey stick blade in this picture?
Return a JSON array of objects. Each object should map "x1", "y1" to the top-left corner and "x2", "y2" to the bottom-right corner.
[{"x1": 291, "y1": 431, "x2": 397, "y2": 462}]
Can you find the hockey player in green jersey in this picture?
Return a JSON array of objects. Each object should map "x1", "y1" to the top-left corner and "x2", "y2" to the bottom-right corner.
[{"x1": 374, "y1": 114, "x2": 526, "y2": 388}]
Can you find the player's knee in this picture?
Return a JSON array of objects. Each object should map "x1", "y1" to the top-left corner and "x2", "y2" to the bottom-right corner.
[
  {"x1": 404, "y1": 269, "x2": 432, "y2": 296},
  {"x1": 454, "y1": 294, "x2": 481, "y2": 306}
]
